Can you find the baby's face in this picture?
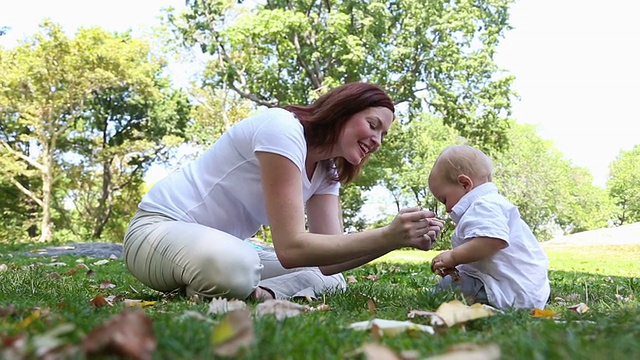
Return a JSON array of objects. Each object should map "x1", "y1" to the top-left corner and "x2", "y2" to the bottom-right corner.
[{"x1": 429, "y1": 173, "x2": 467, "y2": 213}]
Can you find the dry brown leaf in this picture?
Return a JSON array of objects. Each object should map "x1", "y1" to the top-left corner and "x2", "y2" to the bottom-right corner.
[
  {"x1": 46, "y1": 272, "x2": 62, "y2": 279},
  {"x1": 312, "y1": 303, "x2": 331, "y2": 312},
  {"x1": 367, "y1": 298, "x2": 377, "y2": 314},
  {"x1": 208, "y1": 298, "x2": 247, "y2": 315},
  {"x1": 211, "y1": 309, "x2": 254, "y2": 357},
  {"x1": 567, "y1": 303, "x2": 589, "y2": 314},
  {"x1": 76, "y1": 263, "x2": 90, "y2": 270},
  {"x1": 86, "y1": 270, "x2": 96, "y2": 277},
  {"x1": 435, "y1": 300, "x2": 496, "y2": 327},
  {"x1": 0, "y1": 304, "x2": 16, "y2": 318},
  {"x1": 89, "y1": 295, "x2": 112, "y2": 308},
  {"x1": 366, "y1": 274, "x2": 379, "y2": 281},
  {"x1": 347, "y1": 275, "x2": 358, "y2": 283},
  {"x1": 64, "y1": 268, "x2": 77, "y2": 275},
  {"x1": 82, "y1": 309, "x2": 156, "y2": 360},
  {"x1": 255, "y1": 299, "x2": 310, "y2": 320},
  {"x1": 425, "y1": 343, "x2": 501, "y2": 360}
]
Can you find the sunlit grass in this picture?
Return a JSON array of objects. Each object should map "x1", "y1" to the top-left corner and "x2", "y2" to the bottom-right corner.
[
  {"x1": 379, "y1": 244, "x2": 640, "y2": 277},
  {"x1": 0, "y1": 242, "x2": 639, "y2": 359}
]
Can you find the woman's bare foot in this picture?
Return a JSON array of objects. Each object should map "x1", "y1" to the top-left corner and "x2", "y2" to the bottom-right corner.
[{"x1": 249, "y1": 287, "x2": 275, "y2": 301}]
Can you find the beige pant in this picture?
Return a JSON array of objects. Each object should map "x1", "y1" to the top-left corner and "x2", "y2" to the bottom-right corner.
[{"x1": 123, "y1": 210, "x2": 346, "y2": 300}]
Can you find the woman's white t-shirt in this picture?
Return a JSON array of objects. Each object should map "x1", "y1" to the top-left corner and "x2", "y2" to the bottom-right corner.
[{"x1": 139, "y1": 108, "x2": 340, "y2": 240}]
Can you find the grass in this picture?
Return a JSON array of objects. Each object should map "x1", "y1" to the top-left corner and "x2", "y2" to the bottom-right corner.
[{"x1": 0, "y1": 242, "x2": 639, "y2": 359}]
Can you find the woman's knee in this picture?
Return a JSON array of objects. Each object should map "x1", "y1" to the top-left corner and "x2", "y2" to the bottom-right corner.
[{"x1": 186, "y1": 242, "x2": 263, "y2": 300}]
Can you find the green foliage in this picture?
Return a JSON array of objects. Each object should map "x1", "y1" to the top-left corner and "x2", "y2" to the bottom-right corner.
[
  {"x1": 170, "y1": 0, "x2": 516, "y2": 146},
  {"x1": 186, "y1": 87, "x2": 253, "y2": 148},
  {"x1": 493, "y1": 122, "x2": 615, "y2": 240},
  {"x1": 608, "y1": 145, "x2": 640, "y2": 225},
  {"x1": 0, "y1": 22, "x2": 192, "y2": 242}
]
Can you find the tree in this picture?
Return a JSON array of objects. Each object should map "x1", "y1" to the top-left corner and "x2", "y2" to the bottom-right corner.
[
  {"x1": 608, "y1": 145, "x2": 640, "y2": 225},
  {"x1": 493, "y1": 122, "x2": 613, "y2": 240},
  {"x1": 169, "y1": 0, "x2": 515, "y2": 146},
  {"x1": 0, "y1": 22, "x2": 191, "y2": 242}
]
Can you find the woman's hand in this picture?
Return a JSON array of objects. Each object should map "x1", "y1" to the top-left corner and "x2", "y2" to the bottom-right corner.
[{"x1": 384, "y1": 207, "x2": 444, "y2": 250}]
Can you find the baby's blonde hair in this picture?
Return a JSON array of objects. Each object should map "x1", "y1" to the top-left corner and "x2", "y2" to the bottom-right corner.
[{"x1": 430, "y1": 145, "x2": 493, "y2": 184}]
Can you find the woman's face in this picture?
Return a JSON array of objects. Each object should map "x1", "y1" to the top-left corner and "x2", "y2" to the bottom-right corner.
[{"x1": 337, "y1": 107, "x2": 394, "y2": 165}]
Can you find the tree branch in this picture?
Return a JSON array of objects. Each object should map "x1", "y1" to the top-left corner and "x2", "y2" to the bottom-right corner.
[
  {"x1": 6, "y1": 175, "x2": 43, "y2": 207},
  {"x1": 1, "y1": 141, "x2": 46, "y2": 172}
]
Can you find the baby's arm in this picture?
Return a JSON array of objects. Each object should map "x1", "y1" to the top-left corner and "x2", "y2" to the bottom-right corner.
[{"x1": 431, "y1": 237, "x2": 507, "y2": 271}]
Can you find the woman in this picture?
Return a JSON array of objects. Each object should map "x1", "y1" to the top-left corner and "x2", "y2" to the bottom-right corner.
[{"x1": 123, "y1": 82, "x2": 444, "y2": 301}]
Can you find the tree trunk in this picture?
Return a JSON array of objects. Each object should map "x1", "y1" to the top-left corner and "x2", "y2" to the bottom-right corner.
[{"x1": 38, "y1": 153, "x2": 54, "y2": 242}]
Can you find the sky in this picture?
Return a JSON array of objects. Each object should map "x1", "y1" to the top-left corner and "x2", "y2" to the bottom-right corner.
[{"x1": 1, "y1": 0, "x2": 638, "y2": 192}]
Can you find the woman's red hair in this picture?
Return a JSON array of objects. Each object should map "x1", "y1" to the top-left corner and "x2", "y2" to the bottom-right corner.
[{"x1": 283, "y1": 82, "x2": 394, "y2": 184}]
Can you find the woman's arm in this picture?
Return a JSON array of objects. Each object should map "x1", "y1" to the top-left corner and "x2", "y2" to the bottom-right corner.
[
  {"x1": 306, "y1": 194, "x2": 393, "y2": 275},
  {"x1": 257, "y1": 152, "x2": 434, "y2": 269}
]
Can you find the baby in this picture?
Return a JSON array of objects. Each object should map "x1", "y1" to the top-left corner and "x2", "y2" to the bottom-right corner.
[{"x1": 428, "y1": 145, "x2": 550, "y2": 309}]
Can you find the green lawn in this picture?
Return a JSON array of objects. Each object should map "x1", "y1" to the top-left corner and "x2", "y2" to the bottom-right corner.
[{"x1": 1, "y1": 243, "x2": 639, "y2": 359}]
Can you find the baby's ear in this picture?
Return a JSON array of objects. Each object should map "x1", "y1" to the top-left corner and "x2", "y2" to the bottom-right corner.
[{"x1": 457, "y1": 174, "x2": 473, "y2": 190}]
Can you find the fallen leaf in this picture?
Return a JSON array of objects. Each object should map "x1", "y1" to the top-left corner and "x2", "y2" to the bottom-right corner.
[
  {"x1": 0, "y1": 304, "x2": 16, "y2": 318},
  {"x1": 92, "y1": 260, "x2": 109, "y2": 266},
  {"x1": 89, "y1": 295, "x2": 112, "y2": 308},
  {"x1": 615, "y1": 294, "x2": 632, "y2": 302},
  {"x1": 255, "y1": 299, "x2": 310, "y2": 320},
  {"x1": 349, "y1": 319, "x2": 434, "y2": 337},
  {"x1": 99, "y1": 281, "x2": 117, "y2": 289},
  {"x1": 407, "y1": 310, "x2": 446, "y2": 327},
  {"x1": 208, "y1": 297, "x2": 247, "y2": 315},
  {"x1": 531, "y1": 308, "x2": 556, "y2": 318},
  {"x1": 32, "y1": 323, "x2": 77, "y2": 358},
  {"x1": 211, "y1": 309, "x2": 254, "y2": 357},
  {"x1": 82, "y1": 309, "x2": 156, "y2": 360},
  {"x1": 565, "y1": 293, "x2": 580, "y2": 302},
  {"x1": 312, "y1": 303, "x2": 331, "y2": 312},
  {"x1": 567, "y1": 303, "x2": 589, "y2": 314},
  {"x1": 366, "y1": 274, "x2": 379, "y2": 281},
  {"x1": 46, "y1": 262, "x2": 67, "y2": 267},
  {"x1": 425, "y1": 343, "x2": 501, "y2": 360},
  {"x1": 347, "y1": 275, "x2": 358, "y2": 283},
  {"x1": 76, "y1": 263, "x2": 90, "y2": 270},
  {"x1": 15, "y1": 309, "x2": 41, "y2": 331},
  {"x1": 434, "y1": 300, "x2": 497, "y2": 327},
  {"x1": 123, "y1": 299, "x2": 157, "y2": 308},
  {"x1": 46, "y1": 272, "x2": 62, "y2": 279},
  {"x1": 367, "y1": 298, "x2": 376, "y2": 314}
]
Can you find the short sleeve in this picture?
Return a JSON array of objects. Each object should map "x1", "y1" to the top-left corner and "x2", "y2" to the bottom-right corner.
[
  {"x1": 459, "y1": 201, "x2": 510, "y2": 244},
  {"x1": 252, "y1": 109, "x2": 306, "y2": 172}
]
